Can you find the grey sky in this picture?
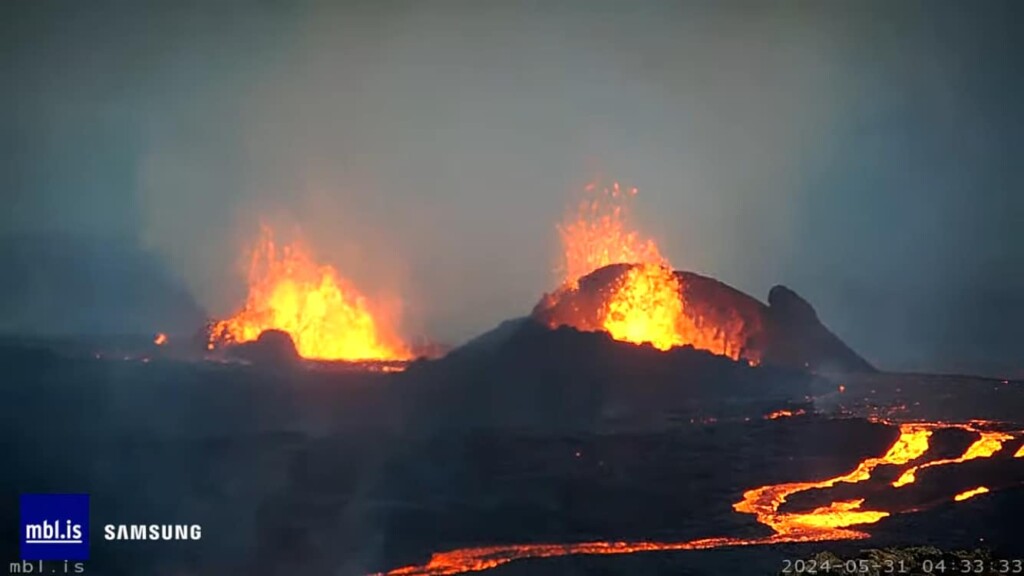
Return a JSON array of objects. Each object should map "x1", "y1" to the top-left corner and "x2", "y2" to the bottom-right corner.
[{"x1": 3, "y1": 1, "x2": 1021, "y2": 372}]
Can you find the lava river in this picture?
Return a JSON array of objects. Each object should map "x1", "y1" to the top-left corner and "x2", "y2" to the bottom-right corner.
[{"x1": 373, "y1": 421, "x2": 1024, "y2": 576}]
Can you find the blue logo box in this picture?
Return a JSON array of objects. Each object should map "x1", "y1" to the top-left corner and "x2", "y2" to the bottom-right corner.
[{"x1": 20, "y1": 494, "x2": 90, "y2": 560}]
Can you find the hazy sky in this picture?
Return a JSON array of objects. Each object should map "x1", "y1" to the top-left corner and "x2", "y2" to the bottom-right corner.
[{"x1": 3, "y1": 1, "x2": 1022, "y2": 371}]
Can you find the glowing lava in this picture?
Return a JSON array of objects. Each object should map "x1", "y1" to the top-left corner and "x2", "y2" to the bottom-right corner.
[
  {"x1": 733, "y1": 424, "x2": 933, "y2": 537},
  {"x1": 601, "y1": 263, "x2": 686, "y2": 351},
  {"x1": 1016, "y1": 445, "x2": 1024, "y2": 458},
  {"x1": 208, "y1": 227, "x2": 409, "y2": 361},
  {"x1": 557, "y1": 181, "x2": 666, "y2": 286},
  {"x1": 891, "y1": 430, "x2": 1013, "y2": 488},
  {"x1": 540, "y1": 180, "x2": 751, "y2": 359},
  {"x1": 372, "y1": 422, "x2": 1024, "y2": 576},
  {"x1": 766, "y1": 409, "x2": 807, "y2": 420},
  {"x1": 153, "y1": 332, "x2": 168, "y2": 346},
  {"x1": 953, "y1": 486, "x2": 990, "y2": 502},
  {"x1": 555, "y1": 182, "x2": 682, "y2": 351}
]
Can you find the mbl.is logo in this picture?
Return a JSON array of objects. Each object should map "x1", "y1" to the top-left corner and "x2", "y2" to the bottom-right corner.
[{"x1": 20, "y1": 494, "x2": 89, "y2": 561}]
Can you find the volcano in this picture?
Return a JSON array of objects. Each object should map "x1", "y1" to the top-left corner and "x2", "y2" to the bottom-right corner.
[
  {"x1": 542, "y1": 181, "x2": 873, "y2": 373},
  {"x1": 207, "y1": 226, "x2": 411, "y2": 362},
  {"x1": 533, "y1": 263, "x2": 875, "y2": 373}
]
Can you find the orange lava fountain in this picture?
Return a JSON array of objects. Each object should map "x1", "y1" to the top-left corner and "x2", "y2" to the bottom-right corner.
[
  {"x1": 557, "y1": 181, "x2": 666, "y2": 286},
  {"x1": 560, "y1": 182, "x2": 681, "y2": 351},
  {"x1": 373, "y1": 421, "x2": 1024, "y2": 576},
  {"x1": 543, "y1": 180, "x2": 750, "y2": 358},
  {"x1": 208, "y1": 227, "x2": 409, "y2": 361}
]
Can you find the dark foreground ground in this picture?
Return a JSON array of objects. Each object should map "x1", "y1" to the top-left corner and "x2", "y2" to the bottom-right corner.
[{"x1": 2, "y1": 333, "x2": 1023, "y2": 576}]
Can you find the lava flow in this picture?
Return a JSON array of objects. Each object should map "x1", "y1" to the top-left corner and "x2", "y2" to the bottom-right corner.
[
  {"x1": 208, "y1": 227, "x2": 409, "y2": 361},
  {"x1": 891, "y1": 429, "x2": 1014, "y2": 488},
  {"x1": 954, "y1": 486, "x2": 990, "y2": 501},
  {"x1": 540, "y1": 181, "x2": 750, "y2": 358},
  {"x1": 373, "y1": 421, "x2": 1024, "y2": 576}
]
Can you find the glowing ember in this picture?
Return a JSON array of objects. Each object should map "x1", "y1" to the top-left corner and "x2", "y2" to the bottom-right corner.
[
  {"x1": 373, "y1": 422, "x2": 1024, "y2": 576},
  {"x1": 209, "y1": 227, "x2": 409, "y2": 361},
  {"x1": 153, "y1": 332, "x2": 168, "y2": 346},
  {"x1": 953, "y1": 486, "x2": 990, "y2": 502}
]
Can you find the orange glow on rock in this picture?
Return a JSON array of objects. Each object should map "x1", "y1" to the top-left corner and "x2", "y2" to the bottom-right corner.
[{"x1": 208, "y1": 227, "x2": 409, "y2": 361}]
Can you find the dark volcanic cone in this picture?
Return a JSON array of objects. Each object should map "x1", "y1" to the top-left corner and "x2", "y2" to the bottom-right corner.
[
  {"x1": 532, "y1": 263, "x2": 874, "y2": 373},
  {"x1": 402, "y1": 319, "x2": 820, "y2": 432},
  {"x1": 763, "y1": 285, "x2": 874, "y2": 373}
]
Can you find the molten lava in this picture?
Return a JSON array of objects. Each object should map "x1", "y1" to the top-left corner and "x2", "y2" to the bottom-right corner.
[
  {"x1": 601, "y1": 263, "x2": 686, "y2": 351},
  {"x1": 153, "y1": 332, "x2": 168, "y2": 346},
  {"x1": 557, "y1": 181, "x2": 666, "y2": 286},
  {"x1": 891, "y1": 430, "x2": 1013, "y2": 488},
  {"x1": 766, "y1": 409, "x2": 807, "y2": 420},
  {"x1": 208, "y1": 227, "x2": 409, "y2": 361},
  {"x1": 539, "y1": 181, "x2": 752, "y2": 359},
  {"x1": 953, "y1": 486, "x2": 990, "y2": 502},
  {"x1": 733, "y1": 424, "x2": 933, "y2": 538},
  {"x1": 373, "y1": 421, "x2": 1024, "y2": 576}
]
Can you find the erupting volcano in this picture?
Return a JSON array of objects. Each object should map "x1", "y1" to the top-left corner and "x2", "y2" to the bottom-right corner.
[
  {"x1": 534, "y1": 181, "x2": 871, "y2": 371},
  {"x1": 207, "y1": 227, "x2": 409, "y2": 361},
  {"x1": 541, "y1": 181, "x2": 750, "y2": 356}
]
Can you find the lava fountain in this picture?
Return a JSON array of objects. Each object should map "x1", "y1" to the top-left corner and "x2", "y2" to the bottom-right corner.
[
  {"x1": 601, "y1": 262, "x2": 687, "y2": 351},
  {"x1": 208, "y1": 226, "x2": 410, "y2": 361},
  {"x1": 557, "y1": 181, "x2": 667, "y2": 285},
  {"x1": 552, "y1": 181, "x2": 685, "y2": 351},
  {"x1": 539, "y1": 180, "x2": 751, "y2": 358}
]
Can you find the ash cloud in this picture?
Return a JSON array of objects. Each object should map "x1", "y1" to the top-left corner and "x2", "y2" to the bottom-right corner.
[{"x1": 2, "y1": 0, "x2": 1022, "y2": 374}]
